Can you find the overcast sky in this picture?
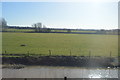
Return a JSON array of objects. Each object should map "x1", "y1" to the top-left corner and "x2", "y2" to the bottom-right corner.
[{"x1": 2, "y1": 1, "x2": 118, "y2": 29}]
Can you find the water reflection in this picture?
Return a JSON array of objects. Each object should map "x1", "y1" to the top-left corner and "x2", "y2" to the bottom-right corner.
[
  {"x1": 2, "y1": 66, "x2": 118, "y2": 78},
  {"x1": 89, "y1": 74, "x2": 102, "y2": 78}
]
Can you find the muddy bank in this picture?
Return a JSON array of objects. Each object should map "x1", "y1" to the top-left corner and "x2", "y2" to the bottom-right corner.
[{"x1": 1, "y1": 56, "x2": 119, "y2": 68}]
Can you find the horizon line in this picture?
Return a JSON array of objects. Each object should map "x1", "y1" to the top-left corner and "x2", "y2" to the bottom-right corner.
[{"x1": 7, "y1": 25, "x2": 119, "y2": 30}]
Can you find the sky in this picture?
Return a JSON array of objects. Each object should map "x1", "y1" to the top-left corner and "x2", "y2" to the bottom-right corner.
[{"x1": 1, "y1": 1, "x2": 118, "y2": 29}]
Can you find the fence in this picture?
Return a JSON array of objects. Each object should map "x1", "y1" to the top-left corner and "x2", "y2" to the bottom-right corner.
[{"x1": 1, "y1": 50, "x2": 116, "y2": 58}]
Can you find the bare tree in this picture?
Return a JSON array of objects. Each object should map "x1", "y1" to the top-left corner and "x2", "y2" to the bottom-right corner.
[
  {"x1": 32, "y1": 22, "x2": 42, "y2": 32},
  {"x1": 32, "y1": 23, "x2": 37, "y2": 32},
  {"x1": 0, "y1": 18, "x2": 7, "y2": 31}
]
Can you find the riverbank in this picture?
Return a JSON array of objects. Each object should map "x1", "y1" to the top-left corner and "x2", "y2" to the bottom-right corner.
[{"x1": 2, "y1": 56, "x2": 119, "y2": 68}]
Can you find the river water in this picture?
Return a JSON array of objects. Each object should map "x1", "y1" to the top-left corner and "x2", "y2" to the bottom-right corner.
[{"x1": 2, "y1": 66, "x2": 118, "y2": 78}]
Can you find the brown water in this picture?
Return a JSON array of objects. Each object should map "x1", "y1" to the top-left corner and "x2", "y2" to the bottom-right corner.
[{"x1": 2, "y1": 66, "x2": 118, "y2": 78}]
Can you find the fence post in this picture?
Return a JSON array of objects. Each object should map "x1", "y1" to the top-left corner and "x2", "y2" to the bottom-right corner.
[
  {"x1": 110, "y1": 51, "x2": 112, "y2": 57},
  {"x1": 89, "y1": 50, "x2": 91, "y2": 59},
  {"x1": 5, "y1": 50, "x2": 6, "y2": 54},
  {"x1": 110, "y1": 51, "x2": 112, "y2": 61},
  {"x1": 70, "y1": 50, "x2": 71, "y2": 56},
  {"x1": 49, "y1": 50, "x2": 52, "y2": 56},
  {"x1": 79, "y1": 48, "x2": 81, "y2": 56},
  {"x1": 27, "y1": 51, "x2": 29, "y2": 57}
]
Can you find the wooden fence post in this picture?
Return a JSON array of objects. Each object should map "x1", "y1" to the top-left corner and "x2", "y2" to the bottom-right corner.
[
  {"x1": 5, "y1": 50, "x2": 6, "y2": 54},
  {"x1": 79, "y1": 48, "x2": 81, "y2": 56},
  {"x1": 70, "y1": 50, "x2": 71, "y2": 56},
  {"x1": 89, "y1": 50, "x2": 91, "y2": 59},
  {"x1": 27, "y1": 51, "x2": 29, "y2": 56},
  {"x1": 49, "y1": 50, "x2": 52, "y2": 56},
  {"x1": 110, "y1": 51, "x2": 112, "y2": 61}
]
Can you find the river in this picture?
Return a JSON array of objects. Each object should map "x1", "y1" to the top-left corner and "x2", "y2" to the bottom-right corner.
[{"x1": 2, "y1": 66, "x2": 118, "y2": 78}]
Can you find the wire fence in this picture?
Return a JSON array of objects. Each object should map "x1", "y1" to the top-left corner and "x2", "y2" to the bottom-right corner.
[{"x1": 1, "y1": 50, "x2": 117, "y2": 58}]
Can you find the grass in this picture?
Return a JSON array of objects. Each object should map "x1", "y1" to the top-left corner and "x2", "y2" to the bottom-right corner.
[
  {"x1": 2, "y1": 32, "x2": 118, "y2": 57},
  {"x1": 71, "y1": 30, "x2": 97, "y2": 33},
  {"x1": 51, "y1": 30, "x2": 68, "y2": 32}
]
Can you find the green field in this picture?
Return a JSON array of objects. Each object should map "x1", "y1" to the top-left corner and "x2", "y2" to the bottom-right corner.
[
  {"x1": 2, "y1": 32, "x2": 118, "y2": 57},
  {"x1": 5, "y1": 29, "x2": 34, "y2": 32}
]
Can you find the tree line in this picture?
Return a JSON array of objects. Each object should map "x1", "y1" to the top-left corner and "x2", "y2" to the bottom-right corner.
[{"x1": 0, "y1": 18, "x2": 120, "y2": 35}]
